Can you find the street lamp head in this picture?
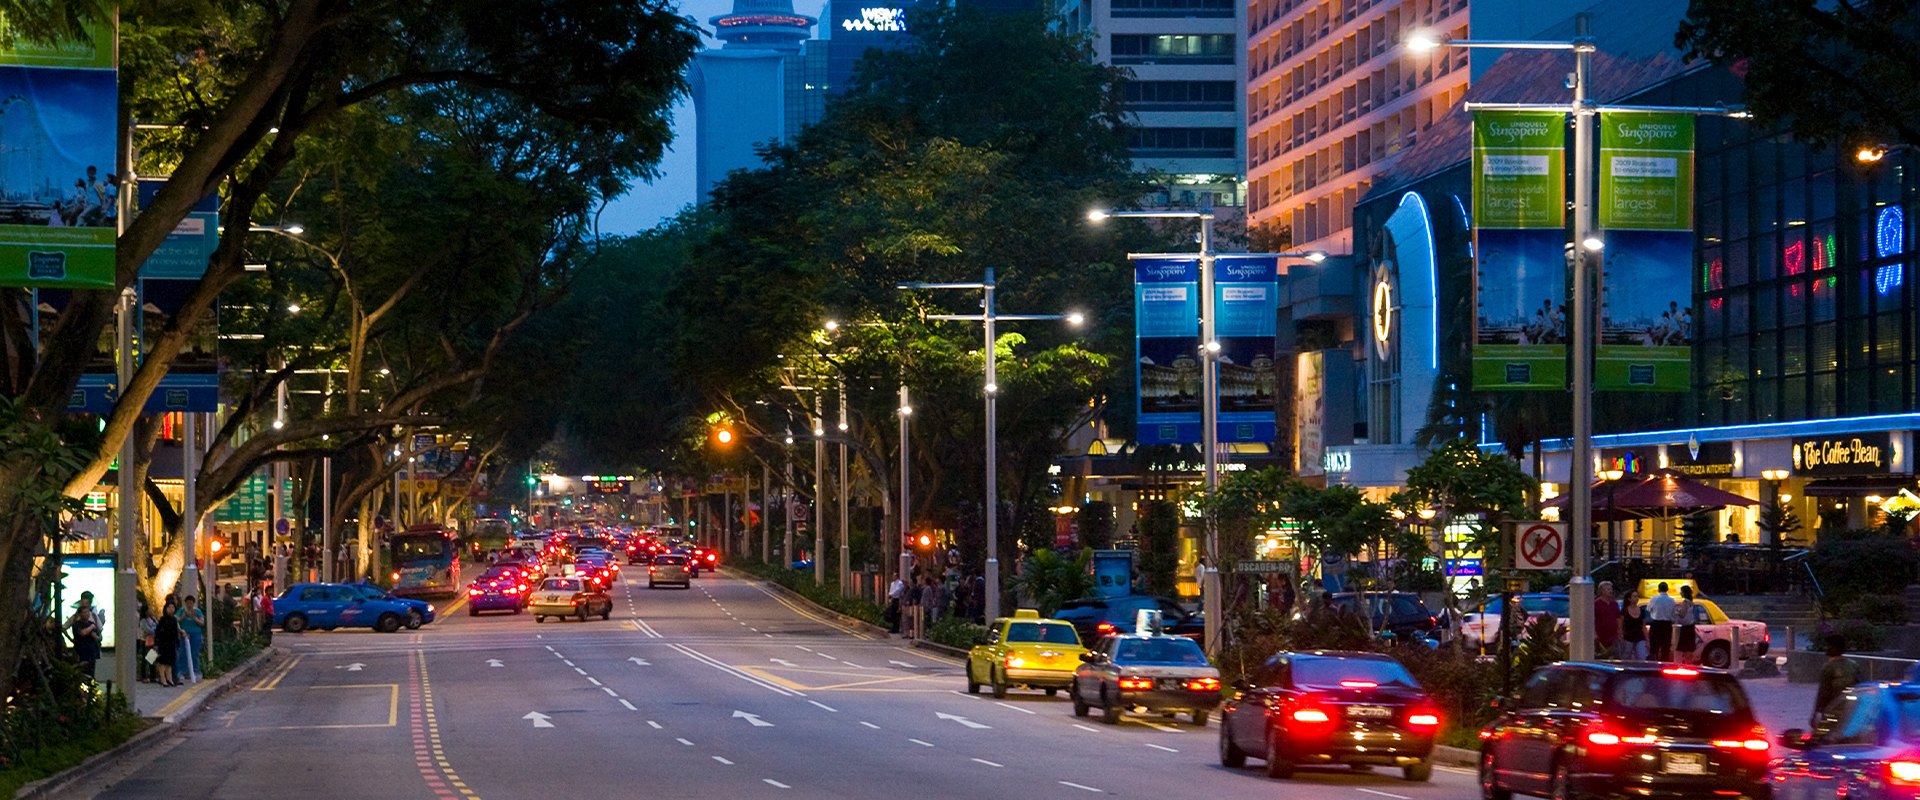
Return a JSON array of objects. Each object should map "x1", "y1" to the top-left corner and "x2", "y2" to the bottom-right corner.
[
  {"x1": 287, "y1": 304, "x2": 301, "y2": 313},
  {"x1": 1066, "y1": 312, "x2": 1085, "y2": 326},
  {"x1": 1303, "y1": 251, "x2": 1329, "y2": 263},
  {"x1": 1582, "y1": 237, "x2": 1606, "y2": 252},
  {"x1": 1405, "y1": 32, "x2": 1444, "y2": 51},
  {"x1": 837, "y1": 421, "x2": 849, "y2": 431},
  {"x1": 899, "y1": 405, "x2": 912, "y2": 416},
  {"x1": 824, "y1": 320, "x2": 839, "y2": 331},
  {"x1": 284, "y1": 224, "x2": 305, "y2": 235},
  {"x1": 1203, "y1": 340, "x2": 1221, "y2": 353},
  {"x1": 984, "y1": 382, "x2": 998, "y2": 394},
  {"x1": 273, "y1": 418, "x2": 285, "y2": 429},
  {"x1": 1087, "y1": 209, "x2": 1110, "y2": 222},
  {"x1": 379, "y1": 367, "x2": 390, "y2": 375},
  {"x1": 813, "y1": 426, "x2": 825, "y2": 436},
  {"x1": 1858, "y1": 146, "x2": 1889, "y2": 163}
]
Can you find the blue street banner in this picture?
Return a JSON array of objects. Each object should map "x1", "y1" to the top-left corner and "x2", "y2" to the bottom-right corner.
[
  {"x1": 61, "y1": 278, "x2": 222, "y2": 414},
  {"x1": 1136, "y1": 257, "x2": 1200, "y2": 444},
  {"x1": 0, "y1": 23, "x2": 117, "y2": 288},
  {"x1": 137, "y1": 179, "x2": 219, "y2": 279},
  {"x1": 1213, "y1": 255, "x2": 1281, "y2": 443},
  {"x1": 1597, "y1": 113, "x2": 1695, "y2": 391}
]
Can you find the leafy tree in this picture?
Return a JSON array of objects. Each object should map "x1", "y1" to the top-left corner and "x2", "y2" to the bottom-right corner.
[
  {"x1": 1677, "y1": 0, "x2": 1920, "y2": 148},
  {"x1": 1398, "y1": 439, "x2": 1535, "y2": 562},
  {"x1": 1138, "y1": 500, "x2": 1182, "y2": 596},
  {"x1": 1010, "y1": 547, "x2": 1095, "y2": 616},
  {"x1": 1678, "y1": 510, "x2": 1716, "y2": 567},
  {"x1": 1756, "y1": 500, "x2": 1804, "y2": 547}
]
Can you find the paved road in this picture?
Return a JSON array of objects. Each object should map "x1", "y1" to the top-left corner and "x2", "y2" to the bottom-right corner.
[{"x1": 82, "y1": 570, "x2": 1481, "y2": 799}]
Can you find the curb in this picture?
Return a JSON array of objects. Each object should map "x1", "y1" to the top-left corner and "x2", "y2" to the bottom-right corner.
[
  {"x1": 911, "y1": 639, "x2": 970, "y2": 660},
  {"x1": 13, "y1": 646, "x2": 279, "y2": 800},
  {"x1": 1433, "y1": 744, "x2": 1481, "y2": 768},
  {"x1": 721, "y1": 568, "x2": 892, "y2": 639}
]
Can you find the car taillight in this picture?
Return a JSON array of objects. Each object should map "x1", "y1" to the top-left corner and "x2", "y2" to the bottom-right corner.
[
  {"x1": 468, "y1": 588, "x2": 483, "y2": 596},
  {"x1": 707, "y1": 554, "x2": 716, "y2": 562},
  {"x1": 1586, "y1": 731, "x2": 1622, "y2": 746},
  {"x1": 1095, "y1": 622, "x2": 1116, "y2": 635},
  {"x1": 1587, "y1": 726, "x2": 1656, "y2": 747},
  {"x1": 1407, "y1": 713, "x2": 1440, "y2": 728},
  {"x1": 1661, "y1": 666, "x2": 1700, "y2": 677},
  {"x1": 1711, "y1": 739, "x2": 1770, "y2": 751},
  {"x1": 1889, "y1": 761, "x2": 1920, "y2": 785},
  {"x1": 506, "y1": 586, "x2": 521, "y2": 594},
  {"x1": 1119, "y1": 677, "x2": 1154, "y2": 690},
  {"x1": 649, "y1": 566, "x2": 656, "y2": 572},
  {"x1": 391, "y1": 571, "x2": 400, "y2": 580},
  {"x1": 1187, "y1": 677, "x2": 1221, "y2": 691},
  {"x1": 1339, "y1": 680, "x2": 1378, "y2": 688},
  {"x1": 1291, "y1": 708, "x2": 1332, "y2": 723},
  {"x1": 1006, "y1": 656, "x2": 1025, "y2": 668}
]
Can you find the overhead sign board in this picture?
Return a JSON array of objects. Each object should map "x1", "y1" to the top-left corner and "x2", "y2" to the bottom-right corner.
[{"x1": 1792, "y1": 432, "x2": 1892, "y2": 476}]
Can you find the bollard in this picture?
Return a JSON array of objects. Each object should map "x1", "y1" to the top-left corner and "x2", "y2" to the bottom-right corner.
[
  {"x1": 1731, "y1": 627, "x2": 1743, "y2": 673},
  {"x1": 1783, "y1": 625, "x2": 1794, "y2": 659}
]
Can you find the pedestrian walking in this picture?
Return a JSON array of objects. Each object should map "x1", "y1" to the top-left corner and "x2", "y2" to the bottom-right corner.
[
  {"x1": 258, "y1": 588, "x2": 275, "y2": 643},
  {"x1": 1618, "y1": 596, "x2": 1646, "y2": 660},
  {"x1": 154, "y1": 597, "x2": 181, "y2": 686},
  {"x1": 900, "y1": 570, "x2": 922, "y2": 637},
  {"x1": 1813, "y1": 635, "x2": 1860, "y2": 724},
  {"x1": 1673, "y1": 585, "x2": 1699, "y2": 664},
  {"x1": 67, "y1": 591, "x2": 103, "y2": 679},
  {"x1": 1594, "y1": 581, "x2": 1621, "y2": 657},
  {"x1": 886, "y1": 574, "x2": 906, "y2": 633},
  {"x1": 1646, "y1": 582, "x2": 1676, "y2": 661},
  {"x1": 138, "y1": 602, "x2": 158, "y2": 682}
]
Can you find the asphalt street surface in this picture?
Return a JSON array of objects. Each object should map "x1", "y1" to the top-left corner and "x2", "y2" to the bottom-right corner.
[{"x1": 82, "y1": 570, "x2": 1483, "y2": 799}]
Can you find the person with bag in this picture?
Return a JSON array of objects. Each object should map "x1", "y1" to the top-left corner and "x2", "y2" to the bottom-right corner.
[
  {"x1": 67, "y1": 591, "x2": 103, "y2": 679},
  {"x1": 153, "y1": 597, "x2": 181, "y2": 686},
  {"x1": 138, "y1": 602, "x2": 159, "y2": 682},
  {"x1": 1674, "y1": 585, "x2": 1700, "y2": 664}
]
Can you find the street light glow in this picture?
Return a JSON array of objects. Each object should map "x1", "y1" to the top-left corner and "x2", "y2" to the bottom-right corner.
[
  {"x1": 1859, "y1": 147, "x2": 1888, "y2": 163},
  {"x1": 1204, "y1": 341, "x2": 1221, "y2": 353},
  {"x1": 1067, "y1": 312, "x2": 1085, "y2": 325},
  {"x1": 824, "y1": 320, "x2": 839, "y2": 331},
  {"x1": 984, "y1": 382, "x2": 998, "y2": 393},
  {"x1": 899, "y1": 405, "x2": 912, "y2": 416},
  {"x1": 1304, "y1": 251, "x2": 1329, "y2": 262},
  {"x1": 1405, "y1": 32, "x2": 1442, "y2": 50},
  {"x1": 287, "y1": 304, "x2": 301, "y2": 313},
  {"x1": 1086, "y1": 210, "x2": 1109, "y2": 221},
  {"x1": 1582, "y1": 237, "x2": 1605, "y2": 251},
  {"x1": 285, "y1": 224, "x2": 305, "y2": 235}
]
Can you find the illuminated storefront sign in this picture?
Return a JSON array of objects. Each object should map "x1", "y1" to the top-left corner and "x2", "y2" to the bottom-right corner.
[
  {"x1": 841, "y1": 7, "x2": 905, "y2": 31},
  {"x1": 1791, "y1": 431, "x2": 1892, "y2": 476}
]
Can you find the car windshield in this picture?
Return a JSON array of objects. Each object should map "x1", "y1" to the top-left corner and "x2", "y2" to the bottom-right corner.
[
  {"x1": 1893, "y1": 691, "x2": 1920, "y2": 741},
  {"x1": 1006, "y1": 622, "x2": 1080, "y2": 645},
  {"x1": 1609, "y1": 673, "x2": 1752, "y2": 721},
  {"x1": 1114, "y1": 638, "x2": 1208, "y2": 664},
  {"x1": 1294, "y1": 657, "x2": 1419, "y2": 688},
  {"x1": 542, "y1": 579, "x2": 582, "y2": 592}
]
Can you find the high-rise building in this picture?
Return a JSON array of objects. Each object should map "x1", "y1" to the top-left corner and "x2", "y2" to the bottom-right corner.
[
  {"x1": 1245, "y1": 0, "x2": 1594, "y2": 254},
  {"x1": 691, "y1": 0, "x2": 817, "y2": 197},
  {"x1": 1058, "y1": 0, "x2": 1244, "y2": 208}
]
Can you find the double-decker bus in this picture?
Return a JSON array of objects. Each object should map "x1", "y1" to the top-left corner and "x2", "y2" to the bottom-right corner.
[{"x1": 389, "y1": 524, "x2": 460, "y2": 597}]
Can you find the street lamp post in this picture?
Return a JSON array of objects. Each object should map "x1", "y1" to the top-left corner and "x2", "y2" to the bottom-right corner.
[
  {"x1": 1408, "y1": 15, "x2": 1746, "y2": 661},
  {"x1": 814, "y1": 395, "x2": 826, "y2": 586},
  {"x1": 839, "y1": 391, "x2": 851, "y2": 596},
  {"x1": 898, "y1": 387, "x2": 913, "y2": 588},
  {"x1": 1088, "y1": 208, "x2": 1324, "y2": 655},
  {"x1": 898, "y1": 269, "x2": 1080, "y2": 624}
]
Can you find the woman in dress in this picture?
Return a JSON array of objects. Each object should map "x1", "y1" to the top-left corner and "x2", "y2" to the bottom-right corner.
[
  {"x1": 154, "y1": 597, "x2": 181, "y2": 686},
  {"x1": 1674, "y1": 585, "x2": 1700, "y2": 664}
]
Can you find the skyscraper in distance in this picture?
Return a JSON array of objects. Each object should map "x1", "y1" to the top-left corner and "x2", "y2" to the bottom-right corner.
[{"x1": 691, "y1": 0, "x2": 817, "y2": 197}]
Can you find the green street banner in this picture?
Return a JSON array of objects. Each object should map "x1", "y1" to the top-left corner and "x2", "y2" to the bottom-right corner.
[
  {"x1": 1472, "y1": 110, "x2": 1566, "y2": 390},
  {"x1": 0, "y1": 22, "x2": 117, "y2": 288},
  {"x1": 1598, "y1": 113, "x2": 1694, "y2": 391}
]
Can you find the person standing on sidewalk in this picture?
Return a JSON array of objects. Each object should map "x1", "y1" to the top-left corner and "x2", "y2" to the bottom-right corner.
[
  {"x1": 1646, "y1": 582, "x2": 1676, "y2": 661},
  {"x1": 1814, "y1": 635, "x2": 1860, "y2": 724},
  {"x1": 154, "y1": 597, "x2": 180, "y2": 687},
  {"x1": 137, "y1": 602, "x2": 158, "y2": 682},
  {"x1": 1594, "y1": 582, "x2": 1621, "y2": 658},
  {"x1": 67, "y1": 591, "x2": 103, "y2": 679},
  {"x1": 1618, "y1": 595, "x2": 1646, "y2": 660},
  {"x1": 886, "y1": 574, "x2": 906, "y2": 633},
  {"x1": 178, "y1": 595, "x2": 206, "y2": 683},
  {"x1": 1673, "y1": 585, "x2": 1700, "y2": 664}
]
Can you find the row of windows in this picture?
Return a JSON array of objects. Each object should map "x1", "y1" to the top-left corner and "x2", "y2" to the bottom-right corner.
[
  {"x1": 1111, "y1": 34, "x2": 1235, "y2": 64},
  {"x1": 1126, "y1": 127, "x2": 1237, "y2": 153},
  {"x1": 1112, "y1": 0, "x2": 1232, "y2": 17},
  {"x1": 1123, "y1": 80, "x2": 1235, "y2": 110}
]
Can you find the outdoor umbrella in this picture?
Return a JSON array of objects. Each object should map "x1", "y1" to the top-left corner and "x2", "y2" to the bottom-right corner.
[{"x1": 1545, "y1": 468, "x2": 1760, "y2": 522}]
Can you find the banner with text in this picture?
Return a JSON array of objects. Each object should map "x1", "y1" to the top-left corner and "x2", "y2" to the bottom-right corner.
[
  {"x1": 1598, "y1": 113, "x2": 1694, "y2": 391},
  {"x1": 1136, "y1": 257, "x2": 1200, "y2": 444},
  {"x1": 0, "y1": 24, "x2": 117, "y2": 288},
  {"x1": 1213, "y1": 255, "x2": 1281, "y2": 444},
  {"x1": 1472, "y1": 110, "x2": 1566, "y2": 390}
]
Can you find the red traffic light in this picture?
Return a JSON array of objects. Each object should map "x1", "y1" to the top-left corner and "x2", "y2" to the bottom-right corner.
[{"x1": 716, "y1": 428, "x2": 733, "y2": 444}]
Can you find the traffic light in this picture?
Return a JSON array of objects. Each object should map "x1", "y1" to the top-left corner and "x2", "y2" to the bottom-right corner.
[
  {"x1": 208, "y1": 538, "x2": 226, "y2": 561},
  {"x1": 527, "y1": 475, "x2": 538, "y2": 486},
  {"x1": 711, "y1": 425, "x2": 735, "y2": 448}
]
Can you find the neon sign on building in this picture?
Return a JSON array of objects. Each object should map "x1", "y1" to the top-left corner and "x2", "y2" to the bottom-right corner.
[{"x1": 841, "y1": 7, "x2": 906, "y2": 31}]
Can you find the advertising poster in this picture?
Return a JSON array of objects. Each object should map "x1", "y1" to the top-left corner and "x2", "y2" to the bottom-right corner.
[
  {"x1": 0, "y1": 26, "x2": 117, "y2": 288},
  {"x1": 1472, "y1": 110, "x2": 1567, "y2": 390},
  {"x1": 1213, "y1": 255, "x2": 1280, "y2": 444},
  {"x1": 1295, "y1": 350, "x2": 1325, "y2": 477},
  {"x1": 136, "y1": 178, "x2": 219, "y2": 279},
  {"x1": 1598, "y1": 113, "x2": 1694, "y2": 391},
  {"x1": 1135, "y1": 257, "x2": 1200, "y2": 444}
]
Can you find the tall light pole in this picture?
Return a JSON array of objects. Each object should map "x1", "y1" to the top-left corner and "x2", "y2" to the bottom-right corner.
[
  {"x1": 1089, "y1": 208, "x2": 1324, "y2": 655},
  {"x1": 898, "y1": 386, "x2": 913, "y2": 588},
  {"x1": 1408, "y1": 16, "x2": 1745, "y2": 661},
  {"x1": 838, "y1": 390, "x2": 851, "y2": 595},
  {"x1": 898, "y1": 269, "x2": 1081, "y2": 624},
  {"x1": 813, "y1": 394, "x2": 826, "y2": 586}
]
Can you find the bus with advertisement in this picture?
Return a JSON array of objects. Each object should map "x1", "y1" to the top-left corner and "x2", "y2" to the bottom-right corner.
[{"x1": 389, "y1": 524, "x2": 460, "y2": 597}]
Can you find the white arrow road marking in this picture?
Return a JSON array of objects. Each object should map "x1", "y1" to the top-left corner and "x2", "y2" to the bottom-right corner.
[
  {"x1": 628, "y1": 657, "x2": 651, "y2": 666},
  {"x1": 769, "y1": 658, "x2": 799, "y2": 667},
  {"x1": 733, "y1": 710, "x2": 775, "y2": 727},
  {"x1": 888, "y1": 660, "x2": 919, "y2": 668},
  {"x1": 1060, "y1": 781, "x2": 1103, "y2": 792},
  {"x1": 936, "y1": 712, "x2": 991, "y2": 729},
  {"x1": 523, "y1": 711, "x2": 554, "y2": 729},
  {"x1": 336, "y1": 663, "x2": 366, "y2": 671},
  {"x1": 486, "y1": 659, "x2": 504, "y2": 667}
]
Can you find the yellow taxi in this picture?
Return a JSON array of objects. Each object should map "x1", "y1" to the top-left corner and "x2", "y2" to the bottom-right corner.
[{"x1": 966, "y1": 609, "x2": 1087, "y2": 698}]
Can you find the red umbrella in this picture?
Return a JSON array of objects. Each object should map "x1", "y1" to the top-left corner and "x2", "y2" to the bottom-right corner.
[{"x1": 1545, "y1": 468, "x2": 1759, "y2": 521}]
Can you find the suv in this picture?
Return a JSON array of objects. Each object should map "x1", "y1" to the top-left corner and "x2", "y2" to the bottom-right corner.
[
  {"x1": 1480, "y1": 663, "x2": 1768, "y2": 800},
  {"x1": 1054, "y1": 595, "x2": 1203, "y2": 643}
]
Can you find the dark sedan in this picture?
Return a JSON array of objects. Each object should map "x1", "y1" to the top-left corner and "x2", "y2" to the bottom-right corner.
[
  {"x1": 1774, "y1": 681, "x2": 1920, "y2": 800},
  {"x1": 1072, "y1": 633, "x2": 1221, "y2": 725},
  {"x1": 1219, "y1": 650, "x2": 1439, "y2": 781},
  {"x1": 1054, "y1": 595, "x2": 1203, "y2": 643}
]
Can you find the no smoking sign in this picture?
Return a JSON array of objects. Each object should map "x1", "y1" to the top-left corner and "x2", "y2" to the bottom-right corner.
[{"x1": 1514, "y1": 521, "x2": 1568, "y2": 570}]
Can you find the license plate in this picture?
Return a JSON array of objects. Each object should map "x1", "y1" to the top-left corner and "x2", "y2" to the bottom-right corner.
[
  {"x1": 1347, "y1": 706, "x2": 1392, "y2": 718},
  {"x1": 1664, "y1": 753, "x2": 1706, "y2": 775},
  {"x1": 1158, "y1": 678, "x2": 1183, "y2": 690}
]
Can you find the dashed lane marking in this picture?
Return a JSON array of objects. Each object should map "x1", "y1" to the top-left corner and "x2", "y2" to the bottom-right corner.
[
  {"x1": 1060, "y1": 781, "x2": 1103, "y2": 792},
  {"x1": 1146, "y1": 744, "x2": 1178, "y2": 753},
  {"x1": 908, "y1": 739, "x2": 934, "y2": 747},
  {"x1": 972, "y1": 758, "x2": 1004, "y2": 768}
]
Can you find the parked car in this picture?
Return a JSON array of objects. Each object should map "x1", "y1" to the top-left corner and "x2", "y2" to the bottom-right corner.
[
  {"x1": 1071, "y1": 633, "x2": 1221, "y2": 725},
  {"x1": 1218, "y1": 650, "x2": 1440, "y2": 781},
  {"x1": 343, "y1": 582, "x2": 437, "y2": 629},
  {"x1": 1326, "y1": 592, "x2": 1443, "y2": 643},
  {"x1": 1774, "y1": 681, "x2": 1920, "y2": 800},
  {"x1": 1054, "y1": 595, "x2": 1203, "y2": 643},
  {"x1": 1460, "y1": 593, "x2": 1571, "y2": 647},
  {"x1": 1480, "y1": 662, "x2": 1768, "y2": 800},
  {"x1": 276, "y1": 583, "x2": 420, "y2": 633}
]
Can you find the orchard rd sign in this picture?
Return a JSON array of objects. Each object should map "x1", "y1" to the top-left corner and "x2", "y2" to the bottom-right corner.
[{"x1": 1791, "y1": 432, "x2": 1892, "y2": 476}]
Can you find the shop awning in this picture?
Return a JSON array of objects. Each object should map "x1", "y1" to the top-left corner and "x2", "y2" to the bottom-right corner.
[
  {"x1": 1804, "y1": 478, "x2": 1916, "y2": 497},
  {"x1": 1545, "y1": 468, "x2": 1759, "y2": 520}
]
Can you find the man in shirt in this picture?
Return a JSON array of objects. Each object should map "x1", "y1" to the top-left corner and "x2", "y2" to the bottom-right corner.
[{"x1": 1646, "y1": 582, "x2": 1676, "y2": 661}]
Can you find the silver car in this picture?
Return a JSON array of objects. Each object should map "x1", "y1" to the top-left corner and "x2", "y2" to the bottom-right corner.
[{"x1": 648, "y1": 554, "x2": 691, "y2": 589}]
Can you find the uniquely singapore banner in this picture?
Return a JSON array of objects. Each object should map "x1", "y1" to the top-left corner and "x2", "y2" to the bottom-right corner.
[
  {"x1": 0, "y1": 23, "x2": 117, "y2": 288},
  {"x1": 1472, "y1": 110, "x2": 1568, "y2": 391},
  {"x1": 1597, "y1": 112, "x2": 1694, "y2": 391},
  {"x1": 1134, "y1": 255, "x2": 1280, "y2": 445}
]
